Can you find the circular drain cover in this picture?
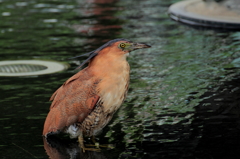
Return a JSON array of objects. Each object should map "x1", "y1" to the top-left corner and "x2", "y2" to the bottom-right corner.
[{"x1": 0, "y1": 60, "x2": 68, "y2": 77}]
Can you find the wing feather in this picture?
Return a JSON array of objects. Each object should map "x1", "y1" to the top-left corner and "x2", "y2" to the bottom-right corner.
[{"x1": 43, "y1": 69, "x2": 100, "y2": 136}]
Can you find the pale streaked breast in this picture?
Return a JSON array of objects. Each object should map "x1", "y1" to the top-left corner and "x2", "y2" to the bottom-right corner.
[{"x1": 99, "y1": 61, "x2": 130, "y2": 114}]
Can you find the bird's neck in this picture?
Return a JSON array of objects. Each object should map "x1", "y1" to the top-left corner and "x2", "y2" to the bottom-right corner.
[
  {"x1": 87, "y1": 53, "x2": 130, "y2": 114},
  {"x1": 88, "y1": 53, "x2": 130, "y2": 77}
]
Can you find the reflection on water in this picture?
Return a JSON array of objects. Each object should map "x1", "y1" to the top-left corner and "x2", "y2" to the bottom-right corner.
[
  {"x1": 1, "y1": 0, "x2": 240, "y2": 158},
  {"x1": 43, "y1": 136, "x2": 108, "y2": 159}
]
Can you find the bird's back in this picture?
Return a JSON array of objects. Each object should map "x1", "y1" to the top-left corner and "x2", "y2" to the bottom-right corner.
[{"x1": 43, "y1": 68, "x2": 100, "y2": 136}]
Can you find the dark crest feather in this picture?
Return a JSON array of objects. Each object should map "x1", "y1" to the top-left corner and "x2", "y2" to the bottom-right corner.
[{"x1": 71, "y1": 39, "x2": 131, "y2": 70}]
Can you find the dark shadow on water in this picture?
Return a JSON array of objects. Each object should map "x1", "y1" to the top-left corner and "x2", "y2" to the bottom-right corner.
[
  {"x1": 124, "y1": 69, "x2": 240, "y2": 159},
  {"x1": 193, "y1": 69, "x2": 240, "y2": 159}
]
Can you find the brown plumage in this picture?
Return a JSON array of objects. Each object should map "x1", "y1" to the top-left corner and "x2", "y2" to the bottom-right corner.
[{"x1": 43, "y1": 39, "x2": 151, "y2": 151}]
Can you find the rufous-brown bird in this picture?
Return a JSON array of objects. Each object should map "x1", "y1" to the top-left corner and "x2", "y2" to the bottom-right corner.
[{"x1": 43, "y1": 39, "x2": 151, "y2": 152}]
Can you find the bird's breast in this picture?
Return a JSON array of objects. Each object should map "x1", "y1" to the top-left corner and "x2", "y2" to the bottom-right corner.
[
  {"x1": 98, "y1": 61, "x2": 130, "y2": 114},
  {"x1": 78, "y1": 58, "x2": 130, "y2": 137}
]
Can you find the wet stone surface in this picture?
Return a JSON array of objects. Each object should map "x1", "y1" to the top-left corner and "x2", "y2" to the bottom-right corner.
[{"x1": 0, "y1": 0, "x2": 240, "y2": 158}]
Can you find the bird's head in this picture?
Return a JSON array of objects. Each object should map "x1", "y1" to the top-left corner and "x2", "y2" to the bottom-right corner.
[
  {"x1": 71, "y1": 39, "x2": 151, "y2": 69},
  {"x1": 110, "y1": 39, "x2": 151, "y2": 54}
]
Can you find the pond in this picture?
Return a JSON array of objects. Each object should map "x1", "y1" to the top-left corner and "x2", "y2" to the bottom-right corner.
[{"x1": 1, "y1": 0, "x2": 240, "y2": 158}]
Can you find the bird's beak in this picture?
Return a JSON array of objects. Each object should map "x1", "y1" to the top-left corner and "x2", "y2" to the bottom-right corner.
[{"x1": 133, "y1": 43, "x2": 151, "y2": 50}]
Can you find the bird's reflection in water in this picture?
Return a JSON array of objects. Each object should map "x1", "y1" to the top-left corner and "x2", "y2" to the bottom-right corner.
[{"x1": 43, "y1": 136, "x2": 108, "y2": 159}]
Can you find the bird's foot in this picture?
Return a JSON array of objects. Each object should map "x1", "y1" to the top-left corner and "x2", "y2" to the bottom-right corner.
[
  {"x1": 78, "y1": 134, "x2": 100, "y2": 152},
  {"x1": 80, "y1": 144, "x2": 101, "y2": 153},
  {"x1": 89, "y1": 136, "x2": 115, "y2": 149},
  {"x1": 100, "y1": 144, "x2": 115, "y2": 149},
  {"x1": 85, "y1": 143, "x2": 115, "y2": 149},
  {"x1": 79, "y1": 135, "x2": 115, "y2": 152},
  {"x1": 85, "y1": 142, "x2": 100, "y2": 148}
]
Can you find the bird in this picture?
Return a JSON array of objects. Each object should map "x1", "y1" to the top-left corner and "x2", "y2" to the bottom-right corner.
[{"x1": 42, "y1": 39, "x2": 151, "y2": 152}]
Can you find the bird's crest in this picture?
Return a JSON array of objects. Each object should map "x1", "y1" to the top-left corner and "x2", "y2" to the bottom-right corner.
[{"x1": 70, "y1": 39, "x2": 131, "y2": 70}]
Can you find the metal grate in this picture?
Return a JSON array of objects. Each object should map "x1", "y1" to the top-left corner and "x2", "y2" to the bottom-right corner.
[
  {"x1": 0, "y1": 60, "x2": 69, "y2": 76},
  {"x1": 0, "y1": 64, "x2": 48, "y2": 73}
]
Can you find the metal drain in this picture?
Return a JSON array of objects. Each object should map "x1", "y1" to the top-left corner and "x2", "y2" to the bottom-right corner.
[
  {"x1": 0, "y1": 60, "x2": 69, "y2": 77},
  {"x1": 0, "y1": 64, "x2": 47, "y2": 73}
]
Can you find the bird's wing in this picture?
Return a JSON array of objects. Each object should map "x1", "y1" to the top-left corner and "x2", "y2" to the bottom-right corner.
[{"x1": 43, "y1": 69, "x2": 100, "y2": 136}]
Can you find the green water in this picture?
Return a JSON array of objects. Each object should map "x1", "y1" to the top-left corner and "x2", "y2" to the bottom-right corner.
[{"x1": 0, "y1": 0, "x2": 240, "y2": 158}]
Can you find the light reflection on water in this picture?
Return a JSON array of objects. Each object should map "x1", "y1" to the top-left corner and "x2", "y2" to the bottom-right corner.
[{"x1": 0, "y1": 0, "x2": 240, "y2": 158}]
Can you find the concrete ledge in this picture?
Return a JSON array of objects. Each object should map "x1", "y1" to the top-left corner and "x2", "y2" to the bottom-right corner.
[{"x1": 168, "y1": 0, "x2": 240, "y2": 29}]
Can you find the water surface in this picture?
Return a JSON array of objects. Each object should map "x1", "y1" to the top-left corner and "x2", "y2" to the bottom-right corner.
[{"x1": 1, "y1": 0, "x2": 240, "y2": 158}]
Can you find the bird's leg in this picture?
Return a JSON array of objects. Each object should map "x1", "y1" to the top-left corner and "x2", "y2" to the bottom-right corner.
[
  {"x1": 91, "y1": 136, "x2": 99, "y2": 148},
  {"x1": 78, "y1": 133, "x2": 101, "y2": 152},
  {"x1": 78, "y1": 133, "x2": 86, "y2": 153}
]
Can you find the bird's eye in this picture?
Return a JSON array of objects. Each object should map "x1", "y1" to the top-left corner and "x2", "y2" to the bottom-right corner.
[{"x1": 119, "y1": 43, "x2": 126, "y2": 48}]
